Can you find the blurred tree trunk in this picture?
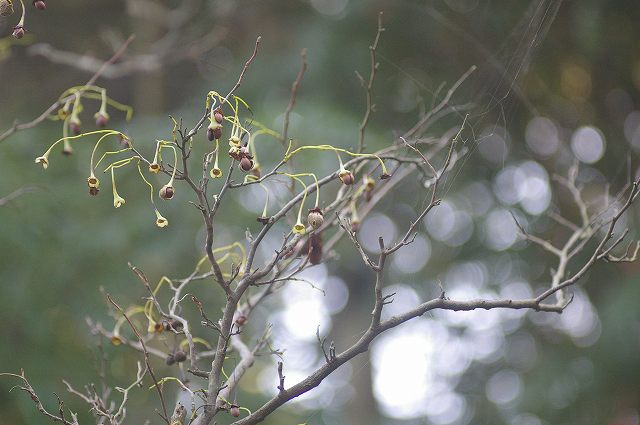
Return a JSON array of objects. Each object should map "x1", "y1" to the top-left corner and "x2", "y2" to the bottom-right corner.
[
  {"x1": 130, "y1": 11, "x2": 165, "y2": 114},
  {"x1": 333, "y1": 267, "x2": 379, "y2": 425}
]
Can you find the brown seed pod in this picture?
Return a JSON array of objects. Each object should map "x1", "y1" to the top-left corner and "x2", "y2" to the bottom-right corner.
[
  {"x1": 235, "y1": 314, "x2": 248, "y2": 327},
  {"x1": 307, "y1": 207, "x2": 324, "y2": 229},
  {"x1": 257, "y1": 216, "x2": 270, "y2": 225},
  {"x1": 207, "y1": 122, "x2": 223, "y2": 141},
  {"x1": 339, "y1": 170, "x2": 355, "y2": 185},
  {"x1": 173, "y1": 350, "x2": 187, "y2": 363},
  {"x1": 239, "y1": 157, "x2": 253, "y2": 172},
  {"x1": 165, "y1": 354, "x2": 176, "y2": 365},
  {"x1": 230, "y1": 405, "x2": 241, "y2": 418},
  {"x1": 94, "y1": 113, "x2": 109, "y2": 128},
  {"x1": 159, "y1": 185, "x2": 175, "y2": 200},
  {"x1": 214, "y1": 112, "x2": 224, "y2": 124},
  {"x1": 33, "y1": 0, "x2": 46, "y2": 9},
  {"x1": 12, "y1": 25, "x2": 25, "y2": 39},
  {"x1": 89, "y1": 187, "x2": 100, "y2": 196},
  {"x1": 70, "y1": 120, "x2": 82, "y2": 135},
  {"x1": 308, "y1": 233, "x2": 323, "y2": 265}
]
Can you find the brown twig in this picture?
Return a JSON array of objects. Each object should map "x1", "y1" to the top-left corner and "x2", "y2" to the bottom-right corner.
[
  {"x1": 357, "y1": 11, "x2": 384, "y2": 153},
  {"x1": 0, "y1": 35, "x2": 135, "y2": 144}
]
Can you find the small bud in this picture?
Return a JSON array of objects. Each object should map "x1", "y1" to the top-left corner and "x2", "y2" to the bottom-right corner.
[
  {"x1": 110, "y1": 336, "x2": 122, "y2": 346},
  {"x1": 339, "y1": 169, "x2": 355, "y2": 185},
  {"x1": 235, "y1": 314, "x2": 248, "y2": 327},
  {"x1": 118, "y1": 134, "x2": 131, "y2": 148},
  {"x1": 239, "y1": 157, "x2": 253, "y2": 172},
  {"x1": 159, "y1": 184, "x2": 175, "y2": 200},
  {"x1": 94, "y1": 112, "x2": 109, "y2": 128},
  {"x1": 207, "y1": 122, "x2": 223, "y2": 141},
  {"x1": 0, "y1": 0, "x2": 14, "y2": 17},
  {"x1": 351, "y1": 218, "x2": 361, "y2": 232},
  {"x1": 33, "y1": 0, "x2": 46, "y2": 9},
  {"x1": 69, "y1": 119, "x2": 82, "y2": 135},
  {"x1": 173, "y1": 350, "x2": 187, "y2": 363},
  {"x1": 230, "y1": 405, "x2": 240, "y2": 418},
  {"x1": 12, "y1": 25, "x2": 25, "y2": 39},
  {"x1": 89, "y1": 187, "x2": 100, "y2": 196},
  {"x1": 380, "y1": 172, "x2": 391, "y2": 180},
  {"x1": 149, "y1": 162, "x2": 160, "y2": 173},
  {"x1": 256, "y1": 216, "x2": 270, "y2": 225},
  {"x1": 165, "y1": 354, "x2": 176, "y2": 365},
  {"x1": 154, "y1": 322, "x2": 164, "y2": 333},
  {"x1": 307, "y1": 207, "x2": 324, "y2": 229},
  {"x1": 214, "y1": 111, "x2": 224, "y2": 124}
]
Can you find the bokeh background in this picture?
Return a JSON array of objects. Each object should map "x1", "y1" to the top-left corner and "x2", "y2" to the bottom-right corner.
[{"x1": 1, "y1": 0, "x2": 640, "y2": 424}]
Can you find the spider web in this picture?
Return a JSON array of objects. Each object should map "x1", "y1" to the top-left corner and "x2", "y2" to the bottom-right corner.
[{"x1": 425, "y1": 0, "x2": 564, "y2": 198}]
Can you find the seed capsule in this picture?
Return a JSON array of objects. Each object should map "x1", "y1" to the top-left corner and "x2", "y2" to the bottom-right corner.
[
  {"x1": 339, "y1": 169, "x2": 355, "y2": 185},
  {"x1": 33, "y1": 0, "x2": 46, "y2": 9},
  {"x1": 70, "y1": 120, "x2": 82, "y2": 135},
  {"x1": 159, "y1": 185, "x2": 175, "y2": 200},
  {"x1": 94, "y1": 112, "x2": 109, "y2": 128},
  {"x1": 173, "y1": 350, "x2": 187, "y2": 363},
  {"x1": 307, "y1": 207, "x2": 324, "y2": 229},
  {"x1": 239, "y1": 157, "x2": 253, "y2": 172},
  {"x1": 12, "y1": 25, "x2": 25, "y2": 39},
  {"x1": 235, "y1": 314, "x2": 248, "y2": 326},
  {"x1": 230, "y1": 405, "x2": 241, "y2": 418}
]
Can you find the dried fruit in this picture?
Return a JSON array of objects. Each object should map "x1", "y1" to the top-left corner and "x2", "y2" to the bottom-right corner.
[
  {"x1": 307, "y1": 207, "x2": 324, "y2": 229},
  {"x1": 12, "y1": 24, "x2": 25, "y2": 39},
  {"x1": 339, "y1": 169, "x2": 355, "y2": 185},
  {"x1": 173, "y1": 350, "x2": 187, "y2": 363},
  {"x1": 159, "y1": 185, "x2": 175, "y2": 200}
]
